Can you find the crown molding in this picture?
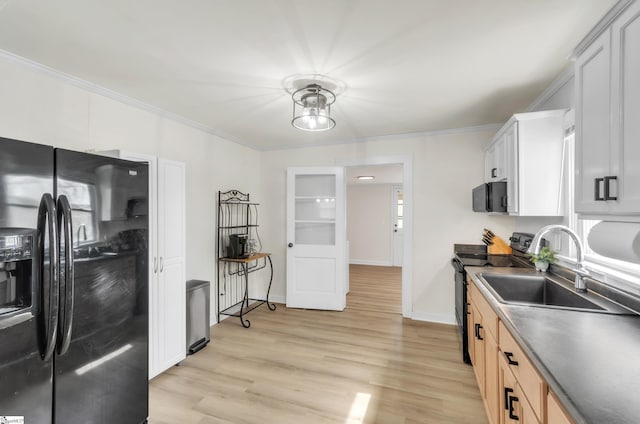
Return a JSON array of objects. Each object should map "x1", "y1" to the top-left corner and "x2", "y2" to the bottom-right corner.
[
  {"x1": 571, "y1": 0, "x2": 634, "y2": 59},
  {"x1": 0, "y1": 48, "x2": 503, "y2": 152},
  {"x1": 262, "y1": 123, "x2": 503, "y2": 152},
  {"x1": 0, "y1": 48, "x2": 263, "y2": 149}
]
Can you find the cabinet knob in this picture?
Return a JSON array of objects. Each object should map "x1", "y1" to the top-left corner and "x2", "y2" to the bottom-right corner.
[{"x1": 288, "y1": 243, "x2": 294, "y2": 248}]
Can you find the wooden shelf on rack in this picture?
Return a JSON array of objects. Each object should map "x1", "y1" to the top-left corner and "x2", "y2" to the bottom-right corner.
[{"x1": 219, "y1": 252, "x2": 271, "y2": 263}]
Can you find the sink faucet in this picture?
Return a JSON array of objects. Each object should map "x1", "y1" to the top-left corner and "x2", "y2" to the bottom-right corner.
[
  {"x1": 528, "y1": 224, "x2": 589, "y2": 292},
  {"x1": 76, "y1": 224, "x2": 87, "y2": 247}
]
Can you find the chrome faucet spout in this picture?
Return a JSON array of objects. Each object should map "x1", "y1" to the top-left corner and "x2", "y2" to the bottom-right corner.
[
  {"x1": 528, "y1": 224, "x2": 589, "y2": 292},
  {"x1": 76, "y1": 224, "x2": 87, "y2": 247}
]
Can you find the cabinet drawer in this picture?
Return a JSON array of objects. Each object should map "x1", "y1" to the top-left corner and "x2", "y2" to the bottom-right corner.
[
  {"x1": 499, "y1": 321, "x2": 545, "y2": 421},
  {"x1": 547, "y1": 390, "x2": 574, "y2": 424},
  {"x1": 500, "y1": 356, "x2": 540, "y2": 424},
  {"x1": 469, "y1": 279, "x2": 499, "y2": 340}
]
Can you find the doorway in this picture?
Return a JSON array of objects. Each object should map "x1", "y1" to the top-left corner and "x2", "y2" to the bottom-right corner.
[
  {"x1": 344, "y1": 163, "x2": 406, "y2": 315},
  {"x1": 392, "y1": 185, "x2": 403, "y2": 267}
]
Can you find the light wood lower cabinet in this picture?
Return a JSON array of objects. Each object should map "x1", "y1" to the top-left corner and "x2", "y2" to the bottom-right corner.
[
  {"x1": 468, "y1": 277, "x2": 572, "y2": 424},
  {"x1": 470, "y1": 302, "x2": 486, "y2": 397},
  {"x1": 499, "y1": 354, "x2": 540, "y2": 423},
  {"x1": 547, "y1": 391, "x2": 574, "y2": 424},
  {"x1": 484, "y1": 328, "x2": 500, "y2": 424},
  {"x1": 499, "y1": 321, "x2": 545, "y2": 421},
  {"x1": 468, "y1": 279, "x2": 499, "y2": 424}
]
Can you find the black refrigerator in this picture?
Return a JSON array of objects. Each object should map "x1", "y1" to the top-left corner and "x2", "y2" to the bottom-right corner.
[{"x1": 0, "y1": 136, "x2": 149, "y2": 423}]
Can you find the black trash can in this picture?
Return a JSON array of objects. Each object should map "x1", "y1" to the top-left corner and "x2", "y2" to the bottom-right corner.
[{"x1": 186, "y1": 279, "x2": 210, "y2": 355}]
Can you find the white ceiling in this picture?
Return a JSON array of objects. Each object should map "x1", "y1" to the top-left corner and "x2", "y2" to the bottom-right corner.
[{"x1": 0, "y1": 0, "x2": 616, "y2": 150}]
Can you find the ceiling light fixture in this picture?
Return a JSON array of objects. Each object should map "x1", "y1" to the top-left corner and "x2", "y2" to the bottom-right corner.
[
  {"x1": 357, "y1": 176, "x2": 375, "y2": 180},
  {"x1": 291, "y1": 84, "x2": 336, "y2": 131}
]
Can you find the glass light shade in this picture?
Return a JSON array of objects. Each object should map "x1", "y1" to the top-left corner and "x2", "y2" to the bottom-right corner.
[{"x1": 291, "y1": 84, "x2": 336, "y2": 131}]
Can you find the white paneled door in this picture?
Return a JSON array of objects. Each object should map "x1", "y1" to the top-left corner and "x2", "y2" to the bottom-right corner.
[
  {"x1": 392, "y1": 185, "x2": 404, "y2": 267},
  {"x1": 286, "y1": 167, "x2": 346, "y2": 311}
]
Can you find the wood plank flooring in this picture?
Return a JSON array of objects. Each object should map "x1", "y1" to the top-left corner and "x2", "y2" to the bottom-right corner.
[
  {"x1": 149, "y1": 265, "x2": 486, "y2": 424},
  {"x1": 347, "y1": 265, "x2": 402, "y2": 314}
]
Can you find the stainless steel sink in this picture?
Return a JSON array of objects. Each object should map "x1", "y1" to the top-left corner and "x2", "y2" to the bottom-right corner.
[{"x1": 479, "y1": 273, "x2": 634, "y2": 314}]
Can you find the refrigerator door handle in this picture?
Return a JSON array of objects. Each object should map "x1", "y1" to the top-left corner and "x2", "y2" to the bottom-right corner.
[
  {"x1": 37, "y1": 193, "x2": 59, "y2": 361},
  {"x1": 57, "y1": 195, "x2": 74, "y2": 356},
  {"x1": 153, "y1": 256, "x2": 158, "y2": 273},
  {"x1": 160, "y1": 256, "x2": 164, "y2": 272}
]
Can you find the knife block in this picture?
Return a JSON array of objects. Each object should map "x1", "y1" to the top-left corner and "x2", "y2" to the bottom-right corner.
[{"x1": 488, "y1": 236, "x2": 512, "y2": 255}]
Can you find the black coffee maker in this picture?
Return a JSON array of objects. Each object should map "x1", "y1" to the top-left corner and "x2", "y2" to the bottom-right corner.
[{"x1": 227, "y1": 234, "x2": 248, "y2": 259}]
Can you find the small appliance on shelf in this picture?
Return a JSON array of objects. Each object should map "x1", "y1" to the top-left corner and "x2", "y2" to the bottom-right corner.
[{"x1": 227, "y1": 234, "x2": 248, "y2": 259}]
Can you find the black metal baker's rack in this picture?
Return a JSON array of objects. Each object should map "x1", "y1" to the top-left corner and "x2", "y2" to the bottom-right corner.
[{"x1": 216, "y1": 189, "x2": 276, "y2": 327}]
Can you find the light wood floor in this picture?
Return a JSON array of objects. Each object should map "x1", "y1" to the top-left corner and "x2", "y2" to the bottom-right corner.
[
  {"x1": 149, "y1": 265, "x2": 486, "y2": 424},
  {"x1": 347, "y1": 265, "x2": 402, "y2": 314}
]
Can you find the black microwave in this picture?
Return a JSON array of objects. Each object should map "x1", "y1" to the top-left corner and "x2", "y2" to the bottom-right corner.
[{"x1": 472, "y1": 182, "x2": 507, "y2": 213}]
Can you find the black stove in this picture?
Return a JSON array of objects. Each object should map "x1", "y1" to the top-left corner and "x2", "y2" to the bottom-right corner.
[{"x1": 451, "y1": 232, "x2": 534, "y2": 364}]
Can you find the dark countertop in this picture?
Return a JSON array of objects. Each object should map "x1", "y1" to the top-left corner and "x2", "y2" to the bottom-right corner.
[
  {"x1": 74, "y1": 250, "x2": 139, "y2": 264},
  {"x1": 467, "y1": 266, "x2": 640, "y2": 424}
]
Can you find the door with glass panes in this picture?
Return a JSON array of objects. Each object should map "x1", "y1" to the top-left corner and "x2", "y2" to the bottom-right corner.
[{"x1": 286, "y1": 167, "x2": 346, "y2": 310}]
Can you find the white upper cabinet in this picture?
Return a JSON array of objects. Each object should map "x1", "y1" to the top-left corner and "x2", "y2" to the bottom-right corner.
[
  {"x1": 575, "y1": 0, "x2": 640, "y2": 218},
  {"x1": 485, "y1": 134, "x2": 507, "y2": 182},
  {"x1": 484, "y1": 110, "x2": 565, "y2": 216}
]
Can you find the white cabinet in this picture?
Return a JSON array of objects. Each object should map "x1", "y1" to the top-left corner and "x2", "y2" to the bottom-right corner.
[
  {"x1": 102, "y1": 150, "x2": 186, "y2": 379},
  {"x1": 485, "y1": 134, "x2": 507, "y2": 182},
  {"x1": 154, "y1": 158, "x2": 186, "y2": 377},
  {"x1": 485, "y1": 110, "x2": 565, "y2": 216},
  {"x1": 575, "y1": 0, "x2": 640, "y2": 217}
]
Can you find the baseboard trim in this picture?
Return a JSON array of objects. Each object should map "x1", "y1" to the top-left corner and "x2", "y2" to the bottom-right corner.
[
  {"x1": 269, "y1": 295, "x2": 286, "y2": 304},
  {"x1": 349, "y1": 259, "x2": 394, "y2": 267},
  {"x1": 411, "y1": 312, "x2": 457, "y2": 326}
]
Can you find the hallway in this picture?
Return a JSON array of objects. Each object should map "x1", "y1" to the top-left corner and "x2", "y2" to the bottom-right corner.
[{"x1": 347, "y1": 265, "x2": 402, "y2": 315}]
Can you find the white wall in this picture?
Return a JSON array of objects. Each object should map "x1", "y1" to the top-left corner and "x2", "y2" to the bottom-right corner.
[
  {"x1": 347, "y1": 184, "x2": 393, "y2": 266},
  {"x1": 0, "y1": 53, "x2": 262, "y2": 324},
  {"x1": 260, "y1": 131, "x2": 515, "y2": 323},
  {"x1": 0, "y1": 51, "x2": 524, "y2": 325}
]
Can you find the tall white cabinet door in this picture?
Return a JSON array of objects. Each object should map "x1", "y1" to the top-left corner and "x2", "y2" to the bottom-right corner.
[
  {"x1": 611, "y1": 1, "x2": 640, "y2": 214},
  {"x1": 286, "y1": 167, "x2": 346, "y2": 311},
  {"x1": 157, "y1": 159, "x2": 186, "y2": 373},
  {"x1": 505, "y1": 122, "x2": 519, "y2": 214},
  {"x1": 575, "y1": 29, "x2": 611, "y2": 214},
  {"x1": 115, "y1": 152, "x2": 161, "y2": 378}
]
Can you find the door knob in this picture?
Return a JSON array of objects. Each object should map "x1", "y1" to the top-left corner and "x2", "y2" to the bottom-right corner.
[{"x1": 288, "y1": 243, "x2": 294, "y2": 248}]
